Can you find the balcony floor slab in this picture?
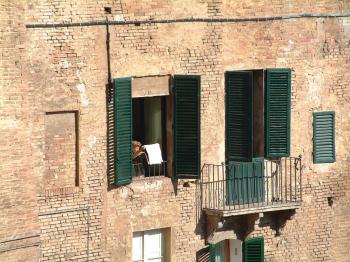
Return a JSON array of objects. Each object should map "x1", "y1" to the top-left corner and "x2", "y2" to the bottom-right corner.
[{"x1": 203, "y1": 201, "x2": 302, "y2": 217}]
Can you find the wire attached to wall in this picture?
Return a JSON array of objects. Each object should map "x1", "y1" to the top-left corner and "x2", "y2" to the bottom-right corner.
[{"x1": 26, "y1": 12, "x2": 350, "y2": 29}]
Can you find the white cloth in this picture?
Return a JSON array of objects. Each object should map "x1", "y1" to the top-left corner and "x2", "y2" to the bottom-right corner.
[{"x1": 143, "y1": 143, "x2": 163, "y2": 165}]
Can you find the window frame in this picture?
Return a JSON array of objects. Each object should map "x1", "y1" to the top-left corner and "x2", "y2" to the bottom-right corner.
[{"x1": 132, "y1": 229, "x2": 165, "y2": 262}]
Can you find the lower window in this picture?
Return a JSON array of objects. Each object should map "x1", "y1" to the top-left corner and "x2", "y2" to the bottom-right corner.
[
  {"x1": 132, "y1": 229, "x2": 167, "y2": 262},
  {"x1": 209, "y1": 237, "x2": 264, "y2": 262}
]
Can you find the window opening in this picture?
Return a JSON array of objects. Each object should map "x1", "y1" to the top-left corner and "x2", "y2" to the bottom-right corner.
[
  {"x1": 132, "y1": 229, "x2": 168, "y2": 262},
  {"x1": 132, "y1": 96, "x2": 168, "y2": 177}
]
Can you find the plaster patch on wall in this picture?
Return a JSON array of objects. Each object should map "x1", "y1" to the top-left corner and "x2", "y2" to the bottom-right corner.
[
  {"x1": 76, "y1": 70, "x2": 89, "y2": 107},
  {"x1": 306, "y1": 69, "x2": 323, "y2": 107},
  {"x1": 276, "y1": 57, "x2": 288, "y2": 66},
  {"x1": 119, "y1": 187, "x2": 131, "y2": 199},
  {"x1": 0, "y1": 118, "x2": 18, "y2": 129},
  {"x1": 114, "y1": 14, "x2": 125, "y2": 21},
  {"x1": 61, "y1": 59, "x2": 70, "y2": 69},
  {"x1": 134, "y1": 179, "x2": 163, "y2": 190},
  {"x1": 76, "y1": 83, "x2": 89, "y2": 107},
  {"x1": 282, "y1": 40, "x2": 294, "y2": 52},
  {"x1": 88, "y1": 135, "x2": 96, "y2": 148},
  {"x1": 141, "y1": 206, "x2": 150, "y2": 217},
  {"x1": 314, "y1": 163, "x2": 333, "y2": 173},
  {"x1": 340, "y1": 17, "x2": 350, "y2": 35}
]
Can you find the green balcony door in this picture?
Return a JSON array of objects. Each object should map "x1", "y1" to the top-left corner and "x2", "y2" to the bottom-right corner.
[
  {"x1": 225, "y1": 71, "x2": 264, "y2": 205},
  {"x1": 226, "y1": 157, "x2": 265, "y2": 205}
]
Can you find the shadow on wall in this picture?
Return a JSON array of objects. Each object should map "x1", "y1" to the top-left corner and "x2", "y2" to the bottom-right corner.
[
  {"x1": 195, "y1": 182, "x2": 206, "y2": 237},
  {"x1": 106, "y1": 83, "x2": 116, "y2": 190}
]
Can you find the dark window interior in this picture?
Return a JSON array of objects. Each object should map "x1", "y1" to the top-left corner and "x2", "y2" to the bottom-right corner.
[
  {"x1": 132, "y1": 96, "x2": 167, "y2": 160},
  {"x1": 252, "y1": 69, "x2": 264, "y2": 158}
]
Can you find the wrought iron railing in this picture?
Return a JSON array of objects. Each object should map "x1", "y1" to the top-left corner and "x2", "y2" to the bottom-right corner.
[
  {"x1": 132, "y1": 161, "x2": 167, "y2": 178},
  {"x1": 200, "y1": 157, "x2": 302, "y2": 212}
]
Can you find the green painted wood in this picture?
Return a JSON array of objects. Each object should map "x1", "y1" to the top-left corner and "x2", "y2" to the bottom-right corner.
[
  {"x1": 174, "y1": 75, "x2": 201, "y2": 179},
  {"x1": 227, "y1": 158, "x2": 264, "y2": 205},
  {"x1": 313, "y1": 111, "x2": 335, "y2": 163},
  {"x1": 225, "y1": 71, "x2": 253, "y2": 162},
  {"x1": 114, "y1": 77, "x2": 133, "y2": 186},
  {"x1": 209, "y1": 243, "x2": 216, "y2": 262},
  {"x1": 244, "y1": 237, "x2": 264, "y2": 262},
  {"x1": 265, "y1": 69, "x2": 291, "y2": 157}
]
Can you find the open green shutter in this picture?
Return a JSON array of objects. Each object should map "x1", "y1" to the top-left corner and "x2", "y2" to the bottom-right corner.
[
  {"x1": 209, "y1": 244, "x2": 216, "y2": 262},
  {"x1": 225, "y1": 71, "x2": 253, "y2": 162},
  {"x1": 313, "y1": 111, "x2": 335, "y2": 163},
  {"x1": 265, "y1": 69, "x2": 291, "y2": 157},
  {"x1": 244, "y1": 237, "x2": 264, "y2": 262},
  {"x1": 174, "y1": 75, "x2": 200, "y2": 179},
  {"x1": 114, "y1": 77, "x2": 132, "y2": 186}
]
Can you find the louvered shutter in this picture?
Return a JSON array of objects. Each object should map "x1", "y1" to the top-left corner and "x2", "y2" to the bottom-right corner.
[
  {"x1": 225, "y1": 71, "x2": 253, "y2": 162},
  {"x1": 265, "y1": 69, "x2": 291, "y2": 157},
  {"x1": 114, "y1": 77, "x2": 132, "y2": 186},
  {"x1": 209, "y1": 244, "x2": 216, "y2": 262},
  {"x1": 227, "y1": 158, "x2": 264, "y2": 205},
  {"x1": 313, "y1": 111, "x2": 335, "y2": 163},
  {"x1": 173, "y1": 75, "x2": 201, "y2": 179},
  {"x1": 244, "y1": 237, "x2": 264, "y2": 262}
]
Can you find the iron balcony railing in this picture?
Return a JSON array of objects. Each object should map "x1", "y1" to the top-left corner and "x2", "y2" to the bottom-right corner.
[
  {"x1": 200, "y1": 156, "x2": 302, "y2": 212},
  {"x1": 132, "y1": 161, "x2": 167, "y2": 178}
]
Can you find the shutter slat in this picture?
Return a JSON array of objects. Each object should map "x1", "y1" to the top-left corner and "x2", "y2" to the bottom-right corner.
[
  {"x1": 174, "y1": 75, "x2": 201, "y2": 179},
  {"x1": 209, "y1": 244, "x2": 216, "y2": 262},
  {"x1": 114, "y1": 78, "x2": 132, "y2": 186},
  {"x1": 313, "y1": 112, "x2": 335, "y2": 163},
  {"x1": 265, "y1": 69, "x2": 291, "y2": 157},
  {"x1": 244, "y1": 237, "x2": 264, "y2": 262},
  {"x1": 226, "y1": 71, "x2": 253, "y2": 162}
]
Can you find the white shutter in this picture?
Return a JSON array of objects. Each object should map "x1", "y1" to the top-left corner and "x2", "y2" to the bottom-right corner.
[
  {"x1": 144, "y1": 229, "x2": 164, "y2": 262},
  {"x1": 229, "y1": 239, "x2": 242, "y2": 262},
  {"x1": 133, "y1": 232, "x2": 144, "y2": 262}
]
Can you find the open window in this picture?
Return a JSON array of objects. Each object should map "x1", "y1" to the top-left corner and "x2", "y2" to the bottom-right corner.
[
  {"x1": 131, "y1": 75, "x2": 171, "y2": 178},
  {"x1": 225, "y1": 68, "x2": 291, "y2": 162},
  {"x1": 114, "y1": 75, "x2": 201, "y2": 186}
]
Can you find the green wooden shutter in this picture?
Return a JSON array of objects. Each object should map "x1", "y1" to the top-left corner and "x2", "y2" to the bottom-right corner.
[
  {"x1": 225, "y1": 71, "x2": 253, "y2": 162},
  {"x1": 173, "y1": 75, "x2": 200, "y2": 179},
  {"x1": 209, "y1": 244, "x2": 216, "y2": 262},
  {"x1": 114, "y1": 77, "x2": 132, "y2": 186},
  {"x1": 244, "y1": 237, "x2": 264, "y2": 262},
  {"x1": 252, "y1": 157, "x2": 265, "y2": 203},
  {"x1": 265, "y1": 68, "x2": 291, "y2": 157},
  {"x1": 313, "y1": 111, "x2": 335, "y2": 163},
  {"x1": 227, "y1": 158, "x2": 264, "y2": 205}
]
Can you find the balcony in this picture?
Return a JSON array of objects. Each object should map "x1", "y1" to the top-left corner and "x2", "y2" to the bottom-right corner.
[{"x1": 200, "y1": 157, "x2": 302, "y2": 217}]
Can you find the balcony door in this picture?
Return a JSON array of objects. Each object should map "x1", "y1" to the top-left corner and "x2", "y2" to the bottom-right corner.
[{"x1": 225, "y1": 71, "x2": 264, "y2": 205}]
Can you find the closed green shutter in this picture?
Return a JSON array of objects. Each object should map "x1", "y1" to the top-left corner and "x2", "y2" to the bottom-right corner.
[
  {"x1": 114, "y1": 77, "x2": 132, "y2": 186},
  {"x1": 209, "y1": 244, "x2": 216, "y2": 262},
  {"x1": 265, "y1": 69, "x2": 291, "y2": 157},
  {"x1": 225, "y1": 71, "x2": 253, "y2": 162},
  {"x1": 313, "y1": 111, "x2": 335, "y2": 163},
  {"x1": 244, "y1": 237, "x2": 264, "y2": 262},
  {"x1": 173, "y1": 75, "x2": 201, "y2": 179}
]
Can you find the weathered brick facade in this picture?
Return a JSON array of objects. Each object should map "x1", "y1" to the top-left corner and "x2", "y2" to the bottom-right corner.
[{"x1": 0, "y1": 0, "x2": 349, "y2": 261}]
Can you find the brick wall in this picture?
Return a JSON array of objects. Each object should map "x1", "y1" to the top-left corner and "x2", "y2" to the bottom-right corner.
[
  {"x1": 0, "y1": 1, "x2": 40, "y2": 260},
  {"x1": 44, "y1": 112, "x2": 78, "y2": 189},
  {"x1": 0, "y1": 0, "x2": 349, "y2": 261}
]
